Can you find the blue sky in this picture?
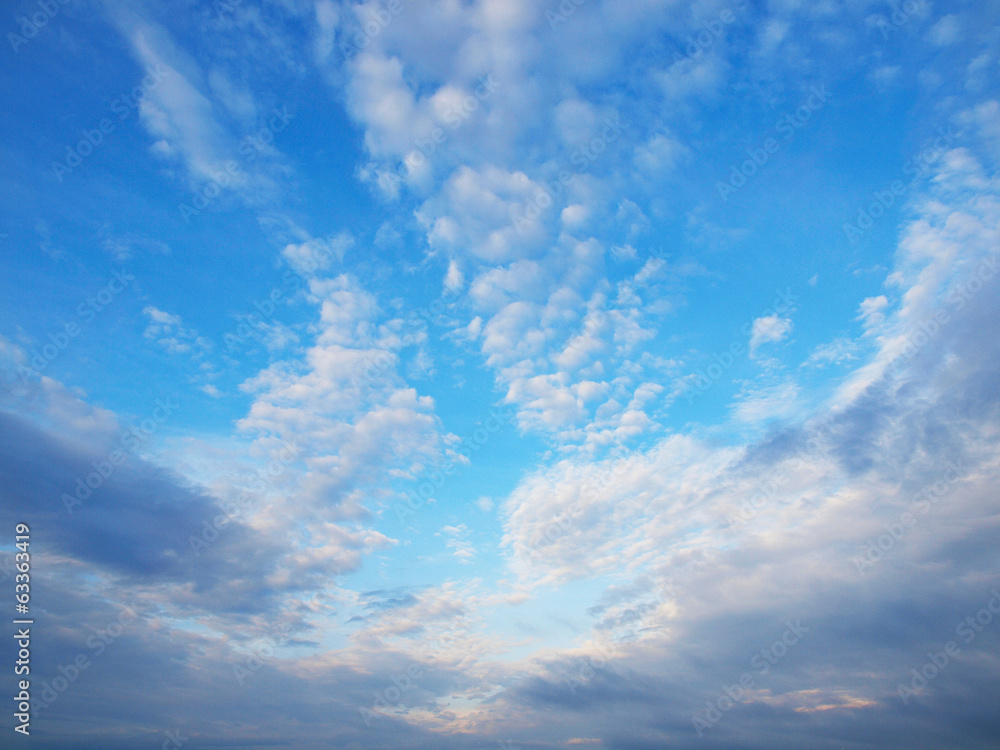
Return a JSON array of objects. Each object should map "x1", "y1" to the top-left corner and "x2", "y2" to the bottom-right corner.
[{"x1": 2, "y1": 0, "x2": 1000, "y2": 747}]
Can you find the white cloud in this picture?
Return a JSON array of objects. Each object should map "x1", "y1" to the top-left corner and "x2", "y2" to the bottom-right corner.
[
  {"x1": 856, "y1": 294, "x2": 889, "y2": 333},
  {"x1": 282, "y1": 231, "x2": 354, "y2": 277},
  {"x1": 749, "y1": 314, "x2": 793, "y2": 356},
  {"x1": 801, "y1": 337, "x2": 860, "y2": 368},
  {"x1": 444, "y1": 259, "x2": 464, "y2": 292},
  {"x1": 928, "y1": 14, "x2": 961, "y2": 46},
  {"x1": 142, "y1": 306, "x2": 213, "y2": 358},
  {"x1": 235, "y1": 274, "x2": 448, "y2": 520},
  {"x1": 437, "y1": 523, "x2": 476, "y2": 563},
  {"x1": 475, "y1": 496, "x2": 494, "y2": 511},
  {"x1": 730, "y1": 379, "x2": 802, "y2": 423}
]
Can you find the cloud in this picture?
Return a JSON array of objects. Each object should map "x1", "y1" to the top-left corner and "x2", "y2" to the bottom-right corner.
[
  {"x1": 142, "y1": 306, "x2": 213, "y2": 358},
  {"x1": 730, "y1": 380, "x2": 802, "y2": 423},
  {"x1": 749, "y1": 314, "x2": 793, "y2": 356},
  {"x1": 235, "y1": 273, "x2": 448, "y2": 519},
  {"x1": 437, "y1": 523, "x2": 476, "y2": 563},
  {"x1": 801, "y1": 337, "x2": 860, "y2": 369},
  {"x1": 475, "y1": 496, "x2": 495, "y2": 511},
  {"x1": 5, "y1": 2, "x2": 1000, "y2": 748},
  {"x1": 857, "y1": 295, "x2": 889, "y2": 333},
  {"x1": 928, "y1": 14, "x2": 961, "y2": 46},
  {"x1": 282, "y1": 231, "x2": 354, "y2": 276}
]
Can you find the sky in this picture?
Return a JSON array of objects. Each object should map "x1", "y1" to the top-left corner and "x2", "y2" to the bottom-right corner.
[{"x1": 1, "y1": 0, "x2": 999, "y2": 747}]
